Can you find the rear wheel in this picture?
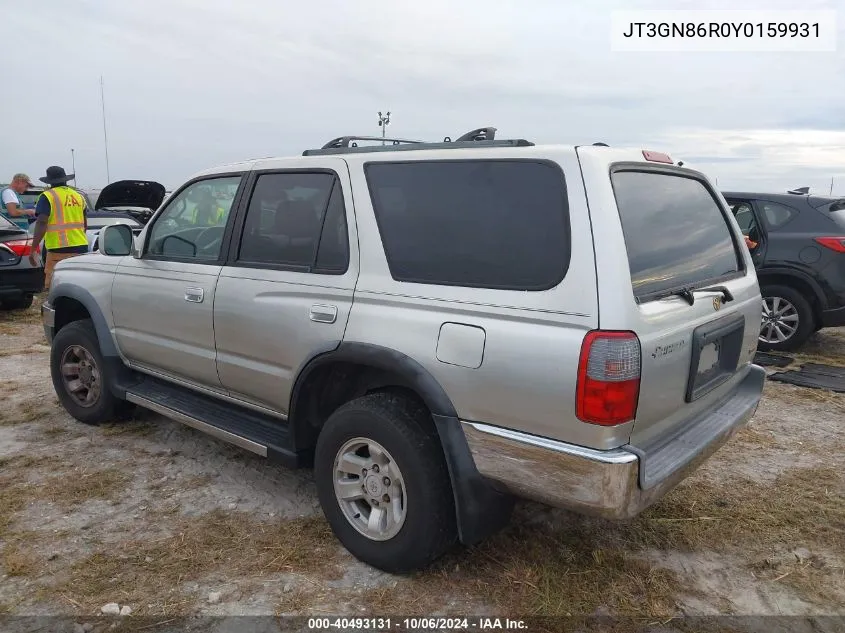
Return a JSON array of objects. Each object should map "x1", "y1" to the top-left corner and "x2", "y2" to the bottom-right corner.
[
  {"x1": 50, "y1": 319, "x2": 126, "y2": 425},
  {"x1": 314, "y1": 392, "x2": 457, "y2": 573},
  {"x1": 758, "y1": 285, "x2": 815, "y2": 352},
  {"x1": 1, "y1": 294, "x2": 33, "y2": 310}
]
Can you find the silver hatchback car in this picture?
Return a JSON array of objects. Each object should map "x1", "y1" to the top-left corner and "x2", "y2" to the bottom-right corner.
[{"x1": 42, "y1": 128, "x2": 765, "y2": 572}]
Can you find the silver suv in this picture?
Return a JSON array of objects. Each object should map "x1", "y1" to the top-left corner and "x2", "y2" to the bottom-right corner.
[{"x1": 42, "y1": 128, "x2": 765, "y2": 573}]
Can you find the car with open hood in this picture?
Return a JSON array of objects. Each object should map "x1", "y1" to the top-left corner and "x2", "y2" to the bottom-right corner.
[{"x1": 93, "y1": 180, "x2": 166, "y2": 225}]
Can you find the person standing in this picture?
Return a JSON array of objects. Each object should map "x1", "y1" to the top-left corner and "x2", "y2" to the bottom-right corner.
[
  {"x1": 1, "y1": 173, "x2": 37, "y2": 230},
  {"x1": 28, "y1": 166, "x2": 88, "y2": 290}
]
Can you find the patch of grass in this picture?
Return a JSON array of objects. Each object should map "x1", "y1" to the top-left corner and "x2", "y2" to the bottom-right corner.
[
  {"x1": 749, "y1": 553, "x2": 845, "y2": 606},
  {"x1": 277, "y1": 586, "x2": 322, "y2": 615},
  {"x1": 38, "y1": 467, "x2": 131, "y2": 508},
  {"x1": 54, "y1": 510, "x2": 339, "y2": 616},
  {"x1": 632, "y1": 466, "x2": 845, "y2": 551},
  {"x1": 43, "y1": 425, "x2": 70, "y2": 438},
  {"x1": 733, "y1": 425, "x2": 779, "y2": 449},
  {"x1": 1, "y1": 543, "x2": 38, "y2": 577},
  {"x1": 101, "y1": 421, "x2": 156, "y2": 437}
]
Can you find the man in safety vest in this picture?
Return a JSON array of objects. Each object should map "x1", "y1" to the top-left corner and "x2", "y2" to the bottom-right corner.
[{"x1": 28, "y1": 166, "x2": 88, "y2": 290}]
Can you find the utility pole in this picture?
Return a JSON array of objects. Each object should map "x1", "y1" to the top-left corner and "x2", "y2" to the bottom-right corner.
[
  {"x1": 377, "y1": 111, "x2": 391, "y2": 145},
  {"x1": 100, "y1": 76, "x2": 111, "y2": 184},
  {"x1": 71, "y1": 149, "x2": 77, "y2": 186},
  {"x1": 831, "y1": 177, "x2": 834, "y2": 196}
]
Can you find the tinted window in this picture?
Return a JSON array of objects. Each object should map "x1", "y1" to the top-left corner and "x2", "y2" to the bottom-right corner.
[
  {"x1": 365, "y1": 160, "x2": 570, "y2": 290},
  {"x1": 147, "y1": 176, "x2": 241, "y2": 259},
  {"x1": 238, "y1": 172, "x2": 349, "y2": 272},
  {"x1": 612, "y1": 171, "x2": 742, "y2": 300},
  {"x1": 759, "y1": 200, "x2": 799, "y2": 229}
]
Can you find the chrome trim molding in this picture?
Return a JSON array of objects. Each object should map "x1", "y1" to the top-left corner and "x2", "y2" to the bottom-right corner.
[
  {"x1": 126, "y1": 393, "x2": 268, "y2": 457},
  {"x1": 465, "y1": 422, "x2": 638, "y2": 464}
]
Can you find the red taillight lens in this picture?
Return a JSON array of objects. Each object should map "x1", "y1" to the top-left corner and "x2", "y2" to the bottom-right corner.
[
  {"x1": 4, "y1": 239, "x2": 33, "y2": 257},
  {"x1": 814, "y1": 237, "x2": 845, "y2": 253},
  {"x1": 576, "y1": 331, "x2": 641, "y2": 426}
]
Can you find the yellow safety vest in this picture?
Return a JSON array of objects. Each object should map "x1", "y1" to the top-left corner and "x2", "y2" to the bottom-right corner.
[
  {"x1": 42, "y1": 186, "x2": 87, "y2": 250},
  {"x1": 190, "y1": 204, "x2": 226, "y2": 225}
]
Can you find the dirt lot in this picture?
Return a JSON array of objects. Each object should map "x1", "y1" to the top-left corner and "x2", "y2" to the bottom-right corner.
[{"x1": 1, "y1": 301, "x2": 844, "y2": 631}]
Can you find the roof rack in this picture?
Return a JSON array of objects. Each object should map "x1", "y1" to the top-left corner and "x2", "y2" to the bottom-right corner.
[{"x1": 302, "y1": 127, "x2": 534, "y2": 156}]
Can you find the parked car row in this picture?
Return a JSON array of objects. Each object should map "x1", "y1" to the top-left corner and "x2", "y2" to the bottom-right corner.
[{"x1": 723, "y1": 190, "x2": 845, "y2": 351}]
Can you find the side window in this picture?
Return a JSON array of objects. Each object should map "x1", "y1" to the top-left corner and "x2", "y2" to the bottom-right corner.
[
  {"x1": 759, "y1": 200, "x2": 799, "y2": 230},
  {"x1": 728, "y1": 201, "x2": 758, "y2": 234},
  {"x1": 147, "y1": 176, "x2": 241, "y2": 260},
  {"x1": 365, "y1": 160, "x2": 570, "y2": 290},
  {"x1": 237, "y1": 172, "x2": 349, "y2": 273}
]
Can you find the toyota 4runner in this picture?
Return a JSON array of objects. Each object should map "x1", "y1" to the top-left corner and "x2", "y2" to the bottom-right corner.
[{"x1": 42, "y1": 128, "x2": 766, "y2": 573}]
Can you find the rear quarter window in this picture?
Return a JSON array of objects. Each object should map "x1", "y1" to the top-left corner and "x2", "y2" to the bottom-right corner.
[
  {"x1": 759, "y1": 200, "x2": 800, "y2": 229},
  {"x1": 611, "y1": 170, "x2": 743, "y2": 301},
  {"x1": 365, "y1": 160, "x2": 570, "y2": 290}
]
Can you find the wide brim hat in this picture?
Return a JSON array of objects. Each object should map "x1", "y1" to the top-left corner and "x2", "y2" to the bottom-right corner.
[{"x1": 39, "y1": 165, "x2": 75, "y2": 185}]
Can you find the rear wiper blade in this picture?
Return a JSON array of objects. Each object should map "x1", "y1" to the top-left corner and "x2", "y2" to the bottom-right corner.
[{"x1": 658, "y1": 287, "x2": 696, "y2": 305}]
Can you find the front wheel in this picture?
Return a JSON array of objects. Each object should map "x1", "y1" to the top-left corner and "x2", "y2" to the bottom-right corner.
[
  {"x1": 50, "y1": 319, "x2": 125, "y2": 425},
  {"x1": 314, "y1": 392, "x2": 457, "y2": 573},
  {"x1": 758, "y1": 285, "x2": 815, "y2": 352}
]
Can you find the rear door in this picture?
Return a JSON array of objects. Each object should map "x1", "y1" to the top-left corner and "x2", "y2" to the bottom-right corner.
[{"x1": 577, "y1": 147, "x2": 760, "y2": 447}]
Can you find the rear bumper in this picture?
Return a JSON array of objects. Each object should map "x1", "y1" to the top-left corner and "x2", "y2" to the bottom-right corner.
[
  {"x1": 461, "y1": 364, "x2": 765, "y2": 520},
  {"x1": 0, "y1": 267, "x2": 44, "y2": 298},
  {"x1": 820, "y1": 304, "x2": 845, "y2": 328}
]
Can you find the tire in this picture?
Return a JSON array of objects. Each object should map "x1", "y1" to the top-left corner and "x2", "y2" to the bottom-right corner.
[
  {"x1": 314, "y1": 392, "x2": 457, "y2": 573},
  {"x1": 50, "y1": 319, "x2": 126, "y2": 425},
  {"x1": 1, "y1": 294, "x2": 33, "y2": 310},
  {"x1": 758, "y1": 284, "x2": 816, "y2": 352}
]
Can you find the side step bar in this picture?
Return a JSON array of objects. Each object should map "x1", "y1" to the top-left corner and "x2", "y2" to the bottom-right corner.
[{"x1": 124, "y1": 377, "x2": 304, "y2": 468}]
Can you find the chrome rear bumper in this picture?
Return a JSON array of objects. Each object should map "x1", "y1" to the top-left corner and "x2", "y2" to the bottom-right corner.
[{"x1": 461, "y1": 365, "x2": 765, "y2": 520}]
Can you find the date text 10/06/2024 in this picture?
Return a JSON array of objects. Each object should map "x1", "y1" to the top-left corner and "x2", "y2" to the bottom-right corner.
[{"x1": 308, "y1": 618, "x2": 528, "y2": 630}]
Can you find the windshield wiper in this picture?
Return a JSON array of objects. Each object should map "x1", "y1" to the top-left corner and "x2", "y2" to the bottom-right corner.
[{"x1": 656, "y1": 287, "x2": 696, "y2": 305}]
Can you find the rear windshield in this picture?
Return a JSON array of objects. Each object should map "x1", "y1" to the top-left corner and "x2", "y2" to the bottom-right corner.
[
  {"x1": 611, "y1": 170, "x2": 742, "y2": 301},
  {"x1": 365, "y1": 160, "x2": 570, "y2": 290},
  {"x1": 825, "y1": 200, "x2": 845, "y2": 229}
]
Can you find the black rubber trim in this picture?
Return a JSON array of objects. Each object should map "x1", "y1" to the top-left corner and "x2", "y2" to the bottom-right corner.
[
  {"x1": 821, "y1": 304, "x2": 845, "y2": 327},
  {"x1": 289, "y1": 341, "x2": 514, "y2": 545}
]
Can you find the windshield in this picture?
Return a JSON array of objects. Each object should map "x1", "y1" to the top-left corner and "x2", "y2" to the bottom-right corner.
[{"x1": 0, "y1": 214, "x2": 19, "y2": 230}]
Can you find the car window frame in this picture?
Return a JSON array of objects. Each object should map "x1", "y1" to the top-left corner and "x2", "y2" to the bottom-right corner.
[
  {"x1": 608, "y1": 164, "x2": 747, "y2": 304},
  {"x1": 225, "y1": 167, "x2": 351, "y2": 275},
  {"x1": 140, "y1": 172, "x2": 248, "y2": 265},
  {"x1": 362, "y1": 157, "x2": 572, "y2": 291}
]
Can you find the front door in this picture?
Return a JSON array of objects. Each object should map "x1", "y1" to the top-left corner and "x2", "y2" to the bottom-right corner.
[
  {"x1": 111, "y1": 174, "x2": 245, "y2": 391},
  {"x1": 213, "y1": 159, "x2": 358, "y2": 414}
]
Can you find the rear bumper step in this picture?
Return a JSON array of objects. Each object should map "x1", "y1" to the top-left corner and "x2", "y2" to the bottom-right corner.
[
  {"x1": 124, "y1": 378, "x2": 303, "y2": 468},
  {"x1": 461, "y1": 364, "x2": 765, "y2": 520}
]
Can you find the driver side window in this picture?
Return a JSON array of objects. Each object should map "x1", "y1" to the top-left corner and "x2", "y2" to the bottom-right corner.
[
  {"x1": 729, "y1": 201, "x2": 760, "y2": 239},
  {"x1": 147, "y1": 176, "x2": 242, "y2": 259}
]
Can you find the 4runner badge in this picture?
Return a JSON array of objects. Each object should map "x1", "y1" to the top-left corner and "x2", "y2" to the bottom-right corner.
[{"x1": 713, "y1": 297, "x2": 722, "y2": 311}]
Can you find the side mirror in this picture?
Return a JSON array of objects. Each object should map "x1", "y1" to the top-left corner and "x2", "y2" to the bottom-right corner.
[{"x1": 100, "y1": 224, "x2": 133, "y2": 256}]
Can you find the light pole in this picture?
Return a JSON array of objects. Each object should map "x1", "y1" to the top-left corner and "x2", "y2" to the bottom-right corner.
[
  {"x1": 71, "y1": 149, "x2": 77, "y2": 186},
  {"x1": 377, "y1": 111, "x2": 391, "y2": 145}
]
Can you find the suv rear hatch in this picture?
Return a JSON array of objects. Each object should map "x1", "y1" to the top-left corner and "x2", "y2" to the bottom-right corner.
[{"x1": 576, "y1": 147, "x2": 761, "y2": 450}]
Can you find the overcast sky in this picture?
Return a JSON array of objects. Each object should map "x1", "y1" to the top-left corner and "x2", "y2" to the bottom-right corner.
[{"x1": 2, "y1": 0, "x2": 843, "y2": 194}]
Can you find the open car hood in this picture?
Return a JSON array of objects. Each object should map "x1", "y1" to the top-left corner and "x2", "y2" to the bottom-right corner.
[{"x1": 95, "y1": 180, "x2": 166, "y2": 211}]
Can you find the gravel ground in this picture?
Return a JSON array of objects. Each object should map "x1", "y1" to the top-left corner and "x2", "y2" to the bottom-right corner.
[{"x1": 1, "y1": 303, "x2": 844, "y2": 633}]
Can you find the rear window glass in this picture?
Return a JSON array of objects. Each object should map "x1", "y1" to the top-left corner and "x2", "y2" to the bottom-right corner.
[
  {"x1": 365, "y1": 160, "x2": 570, "y2": 290},
  {"x1": 760, "y1": 201, "x2": 799, "y2": 229},
  {"x1": 611, "y1": 170, "x2": 742, "y2": 301}
]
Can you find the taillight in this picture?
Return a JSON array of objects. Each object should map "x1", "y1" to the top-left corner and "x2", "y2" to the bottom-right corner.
[
  {"x1": 814, "y1": 237, "x2": 845, "y2": 253},
  {"x1": 576, "y1": 331, "x2": 641, "y2": 426},
  {"x1": 4, "y1": 239, "x2": 34, "y2": 257}
]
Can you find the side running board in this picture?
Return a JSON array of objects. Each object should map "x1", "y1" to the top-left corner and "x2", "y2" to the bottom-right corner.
[{"x1": 124, "y1": 378, "x2": 304, "y2": 468}]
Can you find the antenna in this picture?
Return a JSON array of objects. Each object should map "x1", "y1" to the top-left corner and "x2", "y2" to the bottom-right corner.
[{"x1": 100, "y1": 76, "x2": 111, "y2": 184}]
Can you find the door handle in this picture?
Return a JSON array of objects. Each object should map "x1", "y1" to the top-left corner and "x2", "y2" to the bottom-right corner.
[
  {"x1": 310, "y1": 304, "x2": 337, "y2": 324},
  {"x1": 185, "y1": 287, "x2": 204, "y2": 303}
]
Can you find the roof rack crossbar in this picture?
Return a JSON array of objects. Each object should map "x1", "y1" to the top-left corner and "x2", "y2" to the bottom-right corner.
[{"x1": 321, "y1": 135, "x2": 423, "y2": 149}]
